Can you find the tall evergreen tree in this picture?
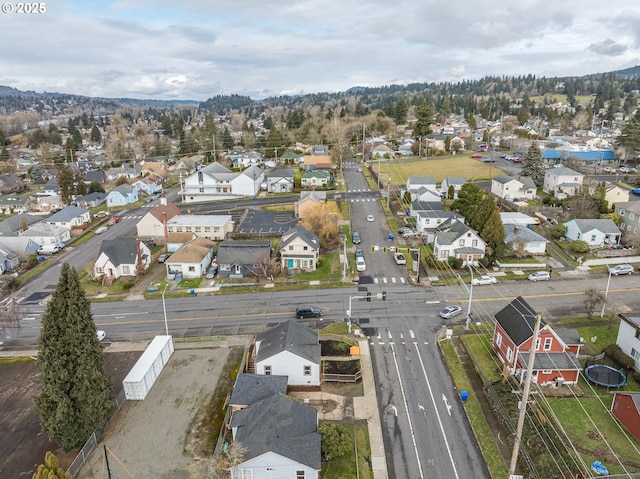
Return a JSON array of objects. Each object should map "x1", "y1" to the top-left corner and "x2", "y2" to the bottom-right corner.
[
  {"x1": 57, "y1": 163, "x2": 75, "y2": 205},
  {"x1": 413, "y1": 100, "x2": 434, "y2": 138},
  {"x1": 481, "y1": 207, "x2": 506, "y2": 257},
  {"x1": 34, "y1": 263, "x2": 113, "y2": 451},
  {"x1": 618, "y1": 118, "x2": 640, "y2": 159},
  {"x1": 521, "y1": 140, "x2": 544, "y2": 186},
  {"x1": 90, "y1": 124, "x2": 102, "y2": 143},
  {"x1": 470, "y1": 197, "x2": 495, "y2": 232},
  {"x1": 451, "y1": 183, "x2": 483, "y2": 220}
]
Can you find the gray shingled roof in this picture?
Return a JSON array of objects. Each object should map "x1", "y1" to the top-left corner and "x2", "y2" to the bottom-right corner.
[
  {"x1": 495, "y1": 296, "x2": 547, "y2": 346},
  {"x1": 565, "y1": 219, "x2": 620, "y2": 234},
  {"x1": 435, "y1": 219, "x2": 474, "y2": 245},
  {"x1": 280, "y1": 227, "x2": 317, "y2": 250},
  {"x1": 519, "y1": 351, "x2": 581, "y2": 370},
  {"x1": 216, "y1": 239, "x2": 272, "y2": 266},
  {"x1": 504, "y1": 224, "x2": 549, "y2": 244},
  {"x1": 230, "y1": 393, "x2": 321, "y2": 469},
  {"x1": 546, "y1": 167, "x2": 582, "y2": 176},
  {"x1": 46, "y1": 205, "x2": 88, "y2": 223},
  {"x1": 229, "y1": 374, "x2": 288, "y2": 407},
  {"x1": 97, "y1": 238, "x2": 143, "y2": 266},
  {"x1": 0, "y1": 213, "x2": 41, "y2": 236},
  {"x1": 201, "y1": 162, "x2": 232, "y2": 175},
  {"x1": 256, "y1": 320, "x2": 320, "y2": 364}
]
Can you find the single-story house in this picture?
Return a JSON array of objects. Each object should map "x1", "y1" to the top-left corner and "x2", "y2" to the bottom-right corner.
[
  {"x1": 216, "y1": 239, "x2": 273, "y2": 278},
  {"x1": 504, "y1": 224, "x2": 549, "y2": 255},
  {"x1": 19, "y1": 222, "x2": 70, "y2": 249},
  {"x1": 563, "y1": 219, "x2": 621, "y2": 248},
  {"x1": 164, "y1": 237, "x2": 215, "y2": 279},
  {"x1": 165, "y1": 214, "x2": 234, "y2": 241},
  {"x1": 45, "y1": 205, "x2": 91, "y2": 229},
  {"x1": 106, "y1": 183, "x2": 139, "y2": 207},
  {"x1": 264, "y1": 168, "x2": 295, "y2": 193},
  {"x1": 74, "y1": 192, "x2": 106, "y2": 209}
]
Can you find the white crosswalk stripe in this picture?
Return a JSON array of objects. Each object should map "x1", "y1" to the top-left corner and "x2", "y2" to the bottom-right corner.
[{"x1": 372, "y1": 277, "x2": 405, "y2": 284}]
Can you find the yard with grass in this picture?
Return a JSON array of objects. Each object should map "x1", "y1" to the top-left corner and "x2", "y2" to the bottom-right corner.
[{"x1": 320, "y1": 421, "x2": 373, "y2": 479}]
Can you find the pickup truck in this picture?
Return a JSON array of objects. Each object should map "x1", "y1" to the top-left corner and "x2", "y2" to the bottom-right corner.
[{"x1": 632, "y1": 188, "x2": 640, "y2": 196}]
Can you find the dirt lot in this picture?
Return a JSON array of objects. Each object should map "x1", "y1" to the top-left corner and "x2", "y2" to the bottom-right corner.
[{"x1": 0, "y1": 351, "x2": 142, "y2": 478}]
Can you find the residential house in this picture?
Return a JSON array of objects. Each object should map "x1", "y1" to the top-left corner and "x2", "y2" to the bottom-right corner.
[
  {"x1": 504, "y1": 224, "x2": 549, "y2": 255},
  {"x1": 228, "y1": 373, "x2": 288, "y2": 415},
  {"x1": 492, "y1": 297, "x2": 582, "y2": 385},
  {"x1": 0, "y1": 194, "x2": 30, "y2": 214},
  {"x1": 37, "y1": 195, "x2": 63, "y2": 212},
  {"x1": 500, "y1": 212, "x2": 539, "y2": 227},
  {"x1": 83, "y1": 170, "x2": 108, "y2": 186},
  {"x1": 433, "y1": 218, "x2": 486, "y2": 265},
  {"x1": 164, "y1": 237, "x2": 215, "y2": 279},
  {"x1": 616, "y1": 314, "x2": 640, "y2": 370},
  {"x1": 132, "y1": 176, "x2": 160, "y2": 196},
  {"x1": 106, "y1": 183, "x2": 139, "y2": 207},
  {"x1": 410, "y1": 200, "x2": 443, "y2": 217},
  {"x1": 45, "y1": 205, "x2": 91, "y2": 229},
  {"x1": 309, "y1": 145, "x2": 329, "y2": 156},
  {"x1": 279, "y1": 227, "x2": 319, "y2": 272},
  {"x1": 411, "y1": 202, "x2": 463, "y2": 242},
  {"x1": 227, "y1": 150, "x2": 263, "y2": 168},
  {"x1": 0, "y1": 174, "x2": 25, "y2": 194},
  {"x1": 300, "y1": 170, "x2": 331, "y2": 189},
  {"x1": 372, "y1": 143, "x2": 394, "y2": 159},
  {"x1": 105, "y1": 165, "x2": 137, "y2": 182},
  {"x1": 166, "y1": 214, "x2": 233, "y2": 241},
  {"x1": 615, "y1": 202, "x2": 640, "y2": 237},
  {"x1": 135, "y1": 201, "x2": 182, "y2": 245},
  {"x1": 254, "y1": 320, "x2": 321, "y2": 386},
  {"x1": 181, "y1": 162, "x2": 264, "y2": 203},
  {"x1": 302, "y1": 155, "x2": 332, "y2": 171},
  {"x1": 40, "y1": 177, "x2": 59, "y2": 196},
  {"x1": 543, "y1": 167, "x2": 584, "y2": 199},
  {"x1": 216, "y1": 239, "x2": 272, "y2": 278},
  {"x1": 611, "y1": 392, "x2": 640, "y2": 443},
  {"x1": 173, "y1": 155, "x2": 202, "y2": 176},
  {"x1": 604, "y1": 183, "x2": 630, "y2": 210},
  {"x1": 279, "y1": 151, "x2": 305, "y2": 166},
  {"x1": 74, "y1": 191, "x2": 106, "y2": 209},
  {"x1": 405, "y1": 176, "x2": 440, "y2": 203},
  {"x1": 93, "y1": 238, "x2": 151, "y2": 280},
  {"x1": 0, "y1": 237, "x2": 40, "y2": 271},
  {"x1": 0, "y1": 213, "x2": 41, "y2": 236},
  {"x1": 19, "y1": 222, "x2": 70, "y2": 249},
  {"x1": 440, "y1": 177, "x2": 466, "y2": 200},
  {"x1": 166, "y1": 232, "x2": 196, "y2": 253},
  {"x1": 491, "y1": 175, "x2": 537, "y2": 201},
  {"x1": 265, "y1": 168, "x2": 295, "y2": 193},
  {"x1": 229, "y1": 393, "x2": 321, "y2": 479},
  {"x1": 563, "y1": 219, "x2": 621, "y2": 248},
  {"x1": 295, "y1": 191, "x2": 326, "y2": 218}
]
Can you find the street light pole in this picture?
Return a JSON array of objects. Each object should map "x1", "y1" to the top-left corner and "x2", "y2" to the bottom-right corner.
[
  {"x1": 466, "y1": 265, "x2": 474, "y2": 329},
  {"x1": 600, "y1": 270, "x2": 612, "y2": 318},
  {"x1": 162, "y1": 284, "x2": 169, "y2": 335}
]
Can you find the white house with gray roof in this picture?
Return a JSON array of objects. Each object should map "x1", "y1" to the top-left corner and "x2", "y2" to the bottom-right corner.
[
  {"x1": 106, "y1": 183, "x2": 138, "y2": 207},
  {"x1": 19, "y1": 222, "x2": 70, "y2": 249},
  {"x1": 543, "y1": 167, "x2": 584, "y2": 199},
  {"x1": 440, "y1": 177, "x2": 466, "y2": 199},
  {"x1": 229, "y1": 393, "x2": 321, "y2": 479},
  {"x1": 265, "y1": 168, "x2": 295, "y2": 193},
  {"x1": 491, "y1": 175, "x2": 537, "y2": 201},
  {"x1": 181, "y1": 162, "x2": 264, "y2": 203},
  {"x1": 563, "y1": 218, "x2": 621, "y2": 248},
  {"x1": 433, "y1": 218, "x2": 486, "y2": 265},
  {"x1": 255, "y1": 320, "x2": 321, "y2": 386},
  {"x1": 405, "y1": 176, "x2": 440, "y2": 202},
  {"x1": 504, "y1": 224, "x2": 549, "y2": 254},
  {"x1": 45, "y1": 205, "x2": 90, "y2": 229},
  {"x1": 93, "y1": 238, "x2": 151, "y2": 280},
  {"x1": 165, "y1": 214, "x2": 233, "y2": 241}
]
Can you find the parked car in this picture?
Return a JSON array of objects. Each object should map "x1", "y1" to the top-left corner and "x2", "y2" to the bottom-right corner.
[
  {"x1": 394, "y1": 253, "x2": 406, "y2": 265},
  {"x1": 157, "y1": 253, "x2": 171, "y2": 263},
  {"x1": 619, "y1": 166, "x2": 630, "y2": 173},
  {"x1": 356, "y1": 256, "x2": 366, "y2": 272},
  {"x1": 528, "y1": 271, "x2": 551, "y2": 281},
  {"x1": 471, "y1": 275, "x2": 497, "y2": 286},
  {"x1": 37, "y1": 244, "x2": 61, "y2": 255},
  {"x1": 367, "y1": 215, "x2": 374, "y2": 222},
  {"x1": 355, "y1": 248, "x2": 364, "y2": 258},
  {"x1": 206, "y1": 266, "x2": 218, "y2": 279},
  {"x1": 398, "y1": 227, "x2": 413, "y2": 234},
  {"x1": 95, "y1": 226, "x2": 108, "y2": 235},
  {"x1": 604, "y1": 167, "x2": 616, "y2": 173},
  {"x1": 295, "y1": 305, "x2": 323, "y2": 318},
  {"x1": 439, "y1": 305, "x2": 463, "y2": 319},
  {"x1": 512, "y1": 157, "x2": 523, "y2": 163},
  {"x1": 96, "y1": 330, "x2": 107, "y2": 341},
  {"x1": 108, "y1": 215, "x2": 121, "y2": 225},
  {"x1": 632, "y1": 188, "x2": 640, "y2": 196},
  {"x1": 471, "y1": 153, "x2": 483, "y2": 159},
  {"x1": 609, "y1": 264, "x2": 634, "y2": 276},
  {"x1": 352, "y1": 231, "x2": 361, "y2": 244}
]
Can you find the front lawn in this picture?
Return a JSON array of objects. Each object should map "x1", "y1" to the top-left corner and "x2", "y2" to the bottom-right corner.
[
  {"x1": 320, "y1": 421, "x2": 372, "y2": 479},
  {"x1": 576, "y1": 323, "x2": 620, "y2": 355}
]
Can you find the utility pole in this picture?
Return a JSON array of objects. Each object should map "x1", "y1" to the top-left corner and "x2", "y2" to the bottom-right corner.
[{"x1": 508, "y1": 312, "x2": 542, "y2": 476}]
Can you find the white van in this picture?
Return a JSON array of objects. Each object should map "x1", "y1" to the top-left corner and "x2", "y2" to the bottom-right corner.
[{"x1": 37, "y1": 244, "x2": 61, "y2": 255}]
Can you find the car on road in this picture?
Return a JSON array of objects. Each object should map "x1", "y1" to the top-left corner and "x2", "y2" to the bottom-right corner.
[
  {"x1": 95, "y1": 226, "x2": 108, "y2": 235},
  {"x1": 609, "y1": 264, "x2": 634, "y2": 276},
  {"x1": 471, "y1": 153, "x2": 482, "y2": 159},
  {"x1": 96, "y1": 330, "x2": 107, "y2": 341},
  {"x1": 632, "y1": 188, "x2": 640, "y2": 196},
  {"x1": 393, "y1": 253, "x2": 406, "y2": 265},
  {"x1": 367, "y1": 215, "x2": 374, "y2": 222},
  {"x1": 528, "y1": 271, "x2": 551, "y2": 281},
  {"x1": 471, "y1": 275, "x2": 497, "y2": 286},
  {"x1": 352, "y1": 231, "x2": 361, "y2": 244},
  {"x1": 512, "y1": 157, "x2": 523, "y2": 163},
  {"x1": 357, "y1": 167, "x2": 362, "y2": 172},
  {"x1": 356, "y1": 256, "x2": 367, "y2": 272},
  {"x1": 295, "y1": 305, "x2": 323, "y2": 318},
  {"x1": 108, "y1": 215, "x2": 121, "y2": 225},
  {"x1": 482, "y1": 157, "x2": 496, "y2": 163},
  {"x1": 157, "y1": 253, "x2": 171, "y2": 263},
  {"x1": 355, "y1": 248, "x2": 364, "y2": 258},
  {"x1": 439, "y1": 305, "x2": 463, "y2": 319}
]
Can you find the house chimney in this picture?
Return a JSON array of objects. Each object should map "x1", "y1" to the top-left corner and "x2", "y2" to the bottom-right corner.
[
  {"x1": 160, "y1": 195, "x2": 167, "y2": 206},
  {"x1": 162, "y1": 211, "x2": 168, "y2": 243},
  {"x1": 514, "y1": 226, "x2": 519, "y2": 234}
]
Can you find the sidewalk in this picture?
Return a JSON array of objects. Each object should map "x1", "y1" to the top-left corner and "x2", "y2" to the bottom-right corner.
[{"x1": 354, "y1": 337, "x2": 388, "y2": 479}]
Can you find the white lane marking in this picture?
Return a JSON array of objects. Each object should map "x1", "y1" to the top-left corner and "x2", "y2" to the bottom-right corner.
[
  {"x1": 409, "y1": 330, "x2": 415, "y2": 339},
  {"x1": 414, "y1": 342, "x2": 460, "y2": 479},
  {"x1": 390, "y1": 343, "x2": 424, "y2": 478},
  {"x1": 442, "y1": 394, "x2": 452, "y2": 416}
]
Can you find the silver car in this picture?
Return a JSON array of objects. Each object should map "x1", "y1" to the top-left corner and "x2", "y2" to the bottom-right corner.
[
  {"x1": 439, "y1": 305, "x2": 463, "y2": 319},
  {"x1": 609, "y1": 264, "x2": 634, "y2": 276},
  {"x1": 528, "y1": 271, "x2": 550, "y2": 281}
]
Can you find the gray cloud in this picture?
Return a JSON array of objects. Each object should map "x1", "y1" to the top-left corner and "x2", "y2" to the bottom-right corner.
[{"x1": 588, "y1": 39, "x2": 628, "y2": 56}]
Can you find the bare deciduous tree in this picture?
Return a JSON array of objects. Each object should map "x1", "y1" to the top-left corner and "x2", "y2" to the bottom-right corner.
[{"x1": 584, "y1": 288, "x2": 605, "y2": 320}]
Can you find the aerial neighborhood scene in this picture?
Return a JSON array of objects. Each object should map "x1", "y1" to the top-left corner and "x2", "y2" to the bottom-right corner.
[{"x1": 3, "y1": 2, "x2": 640, "y2": 479}]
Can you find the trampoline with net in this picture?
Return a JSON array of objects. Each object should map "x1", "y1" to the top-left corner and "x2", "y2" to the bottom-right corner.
[{"x1": 584, "y1": 364, "x2": 627, "y2": 388}]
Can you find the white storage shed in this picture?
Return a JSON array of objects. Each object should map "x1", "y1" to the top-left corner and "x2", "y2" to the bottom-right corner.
[{"x1": 123, "y1": 335, "x2": 174, "y2": 400}]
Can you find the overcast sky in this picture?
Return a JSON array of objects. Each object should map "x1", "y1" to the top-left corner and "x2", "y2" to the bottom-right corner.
[{"x1": 1, "y1": 1, "x2": 639, "y2": 101}]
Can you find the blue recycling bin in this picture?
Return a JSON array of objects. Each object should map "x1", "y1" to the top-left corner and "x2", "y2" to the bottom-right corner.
[
  {"x1": 460, "y1": 390, "x2": 469, "y2": 402},
  {"x1": 189, "y1": 288, "x2": 195, "y2": 295},
  {"x1": 388, "y1": 234, "x2": 395, "y2": 241}
]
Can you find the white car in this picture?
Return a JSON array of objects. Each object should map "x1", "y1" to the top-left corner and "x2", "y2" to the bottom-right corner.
[
  {"x1": 528, "y1": 271, "x2": 550, "y2": 281},
  {"x1": 393, "y1": 253, "x2": 406, "y2": 265},
  {"x1": 356, "y1": 256, "x2": 366, "y2": 272},
  {"x1": 619, "y1": 166, "x2": 630, "y2": 173},
  {"x1": 96, "y1": 330, "x2": 107, "y2": 341},
  {"x1": 471, "y1": 275, "x2": 497, "y2": 286},
  {"x1": 367, "y1": 215, "x2": 374, "y2": 222},
  {"x1": 439, "y1": 305, "x2": 463, "y2": 319}
]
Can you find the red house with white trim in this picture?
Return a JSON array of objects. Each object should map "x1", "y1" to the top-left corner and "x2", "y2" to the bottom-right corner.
[
  {"x1": 611, "y1": 392, "x2": 640, "y2": 442},
  {"x1": 492, "y1": 297, "x2": 582, "y2": 385}
]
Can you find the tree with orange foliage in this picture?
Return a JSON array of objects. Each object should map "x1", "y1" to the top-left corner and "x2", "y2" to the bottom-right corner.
[{"x1": 299, "y1": 201, "x2": 341, "y2": 250}]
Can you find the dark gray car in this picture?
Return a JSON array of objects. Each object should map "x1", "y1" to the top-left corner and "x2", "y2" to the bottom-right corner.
[{"x1": 295, "y1": 306, "x2": 323, "y2": 318}]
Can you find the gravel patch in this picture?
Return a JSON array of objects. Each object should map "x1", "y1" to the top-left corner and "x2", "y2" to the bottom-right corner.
[{"x1": 77, "y1": 347, "x2": 232, "y2": 479}]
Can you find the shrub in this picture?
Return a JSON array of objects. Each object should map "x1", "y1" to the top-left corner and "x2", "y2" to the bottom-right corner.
[
  {"x1": 603, "y1": 344, "x2": 635, "y2": 370},
  {"x1": 569, "y1": 240, "x2": 590, "y2": 253}
]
